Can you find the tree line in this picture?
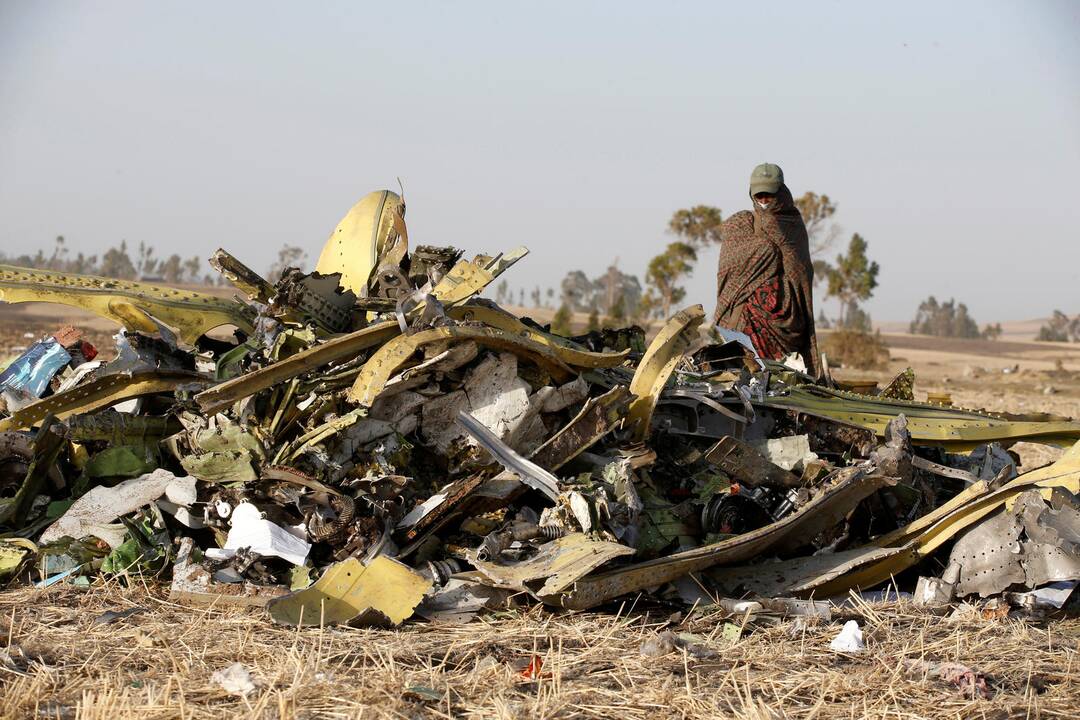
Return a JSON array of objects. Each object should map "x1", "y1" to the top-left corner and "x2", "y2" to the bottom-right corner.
[
  {"x1": 0, "y1": 235, "x2": 217, "y2": 285},
  {"x1": 6, "y1": 228, "x2": 1072, "y2": 345}
]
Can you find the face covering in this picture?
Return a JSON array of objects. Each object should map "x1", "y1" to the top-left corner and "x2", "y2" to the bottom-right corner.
[{"x1": 755, "y1": 199, "x2": 773, "y2": 210}]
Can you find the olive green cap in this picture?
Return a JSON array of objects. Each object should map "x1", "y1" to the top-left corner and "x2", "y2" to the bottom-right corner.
[{"x1": 749, "y1": 163, "x2": 784, "y2": 195}]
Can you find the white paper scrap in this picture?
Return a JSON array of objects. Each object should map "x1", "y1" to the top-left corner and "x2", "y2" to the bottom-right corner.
[{"x1": 214, "y1": 502, "x2": 310, "y2": 566}]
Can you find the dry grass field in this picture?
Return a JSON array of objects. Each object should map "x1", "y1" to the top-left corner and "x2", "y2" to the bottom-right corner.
[
  {"x1": 2, "y1": 306, "x2": 1080, "y2": 718},
  {"x1": 2, "y1": 583, "x2": 1078, "y2": 719}
]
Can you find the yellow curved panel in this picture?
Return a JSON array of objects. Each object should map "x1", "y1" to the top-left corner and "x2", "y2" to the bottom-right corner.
[
  {"x1": 316, "y1": 190, "x2": 405, "y2": 295},
  {"x1": 446, "y1": 304, "x2": 630, "y2": 369},
  {"x1": 347, "y1": 325, "x2": 575, "y2": 406},
  {"x1": 627, "y1": 305, "x2": 705, "y2": 442},
  {"x1": 0, "y1": 265, "x2": 254, "y2": 344}
]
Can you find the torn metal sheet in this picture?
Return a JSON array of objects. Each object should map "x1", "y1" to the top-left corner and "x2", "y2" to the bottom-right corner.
[
  {"x1": 181, "y1": 450, "x2": 257, "y2": 483},
  {"x1": 422, "y1": 248, "x2": 528, "y2": 310},
  {"x1": 457, "y1": 410, "x2": 561, "y2": 500},
  {"x1": 801, "y1": 440, "x2": 1080, "y2": 598},
  {"x1": 0, "y1": 371, "x2": 206, "y2": 432},
  {"x1": 397, "y1": 473, "x2": 487, "y2": 549},
  {"x1": 420, "y1": 352, "x2": 548, "y2": 456},
  {"x1": 911, "y1": 455, "x2": 981, "y2": 485},
  {"x1": 426, "y1": 259, "x2": 495, "y2": 307},
  {"x1": 627, "y1": 305, "x2": 705, "y2": 442},
  {"x1": 209, "y1": 248, "x2": 276, "y2": 303},
  {"x1": 0, "y1": 430, "x2": 64, "y2": 495},
  {"x1": 751, "y1": 435, "x2": 819, "y2": 473},
  {"x1": 529, "y1": 386, "x2": 632, "y2": 472},
  {"x1": 704, "y1": 436, "x2": 802, "y2": 489},
  {"x1": 949, "y1": 489, "x2": 1080, "y2": 597},
  {"x1": 195, "y1": 321, "x2": 401, "y2": 415},
  {"x1": 40, "y1": 470, "x2": 194, "y2": 548},
  {"x1": 552, "y1": 465, "x2": 894, "y2": 610},
  {"x1": 272, "y1": 269, "x2": 358, "y2": 333},
  {"x1": 65, "y1": 410, "x2": 180, "y2": 447},
  {"x1": 541, "y1": 376, "x2": 591, "y2": 412},
  {"x1": 0, "y1": 418, "x2": 66, "y2": 528},
  {"x1": 470, "y1": 532, "x2": 635, "y2": 598},
  {"x1": 709, "y1": 545, "x2": 914, "y2": 598},
  {"x1": 181, "y1": 418, "x2": 264, "y2": 481},
  {"x1": 0, "y1": 537, "x2": 37, "y2": 581},
  {"x1": 0, "y1": 265, "x2": 255, "y2": 343},
  {"x1": 267, "y1": 555, "x2": 431, "y2": 627},
  {"x1": 415, "y1": 578, "x2": 513, "y2": 623},
  {"x1": 378, "y1": 341, "x2": 480, "y2": 399},
  {"x1": 762, "y1": 384, "x2": 1080, "y2": 451},
  {"x1": 273, "y1": 407, "x2": 367, "y2": 464},
  {"x1": 948, "y1": 510, "x2": 1026, "y2": 597},
  {"x1": 347, "y1": 324, "x2": 574, "y2": 406}
]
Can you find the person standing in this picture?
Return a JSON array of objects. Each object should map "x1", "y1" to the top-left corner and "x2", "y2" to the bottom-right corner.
[{"x1": 714, "y1": 163, "x2": 820, "y2": 375}]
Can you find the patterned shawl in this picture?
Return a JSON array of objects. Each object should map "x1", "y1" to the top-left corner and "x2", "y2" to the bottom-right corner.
[{"x1": 713, "y1": 184, "x2": 820, "y2": 376}]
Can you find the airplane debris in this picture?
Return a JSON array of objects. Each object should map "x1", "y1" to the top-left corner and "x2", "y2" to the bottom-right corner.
[{"x1": 0, "y1": 188, "x2": 1077, "y2": 637}]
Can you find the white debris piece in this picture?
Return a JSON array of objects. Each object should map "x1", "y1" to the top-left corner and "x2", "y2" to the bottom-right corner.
[
  {"x1": 421, "y1": 352, "x2": 549, "y2": 455},
  {"x1": 156, "y1": 475, "x2": 205, "y2": 528},
  {"x1": 829, "y1": 620, "x2": 865, "y2": 653},
  {"x1": 752, "y1": 435, "x2": 819, "y2": 472},
  {"x1": 397, "y1": 489, "x2": 449, "y2": 528},
  {"x1": 541, "y1": 376, "x2": 590, "y2": 413},
  {"x1": 1018, "y1": 580, "x2": 1079, "y2": 609},
  {"x1": 568, "y1": 491, "x2": 594, "y2": 533},
  {"x1": 40, "y1": 469, "x2": 192, "y2": 548},
  {"x1": 780, "y1": 352, "x2": 807, "y2": 374},
  {"x1": 205, "y1": 502, "x2": 310, "y2": 566},
  {"x1": 914, "y1": 576, "x2": 956, "y2": 607},
  {"x1": 211, "y1": 662, "x2": 256, "y2": 696}
]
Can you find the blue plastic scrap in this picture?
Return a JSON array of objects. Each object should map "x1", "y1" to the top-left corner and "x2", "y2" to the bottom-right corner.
[{"x1": 0, "y1": 338, "x2": 72, "y2": 406}]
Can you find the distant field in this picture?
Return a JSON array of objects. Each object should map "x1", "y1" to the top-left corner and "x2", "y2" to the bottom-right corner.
[{"x1": 875, "y1": 317, "x2": 1065, "y2": 343}]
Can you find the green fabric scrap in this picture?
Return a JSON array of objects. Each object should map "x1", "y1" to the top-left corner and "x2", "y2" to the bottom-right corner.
[
  {"x1": 180, "y1": 450, "x2": 257, "y2": 483},
  {"x1": 85, "y1": 446, "x2": 159, "y2": 479}
]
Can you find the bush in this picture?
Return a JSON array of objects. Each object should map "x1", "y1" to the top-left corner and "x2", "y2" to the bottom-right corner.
[
  {"x1": 1036, "y1": 310, "x2": 1079, "y2": 343},
  {"x1": 821, "y1": 328, "x2": 890, "y2": 370},
  {"x1": 909, "y1": 296, "x2": 980, "y2": 338}
]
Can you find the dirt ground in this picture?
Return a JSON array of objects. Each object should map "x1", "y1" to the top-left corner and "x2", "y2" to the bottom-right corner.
[{"x1": 2, "y1": 308, "x2": 1080, "y2": 718}]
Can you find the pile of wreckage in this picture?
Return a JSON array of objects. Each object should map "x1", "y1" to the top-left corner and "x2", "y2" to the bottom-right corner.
[{"x1": 1, "y1": 189, "x2": 1079, "y2": 628}]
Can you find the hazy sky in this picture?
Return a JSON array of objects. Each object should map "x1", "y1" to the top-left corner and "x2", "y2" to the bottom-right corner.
[{"x1": 2, "y1": 1, "x2": 1077, "y2": 323}]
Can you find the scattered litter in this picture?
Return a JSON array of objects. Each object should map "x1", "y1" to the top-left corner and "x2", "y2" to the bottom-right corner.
[
  {"x1": 211, "y1": 662, "x2": 257, "y2": 697},
  {"x1": 639, "y1": 629, "x2": 718, "y2": 658},
  {"x1": 901, "y1": 658, "x2": 991, "y2": 699},
  {"x1": 518, "y1": 654, "x2": 546, "y2": 680},
  {"x1": 92, "y1": 607, "x2": 146, "y2": 625},
  {"x1": 829, "y1": 620, "x2": 864, "y2": 653},
  {"x1": 403, "y1": 685, "x2": 443, "y2": 701}
]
